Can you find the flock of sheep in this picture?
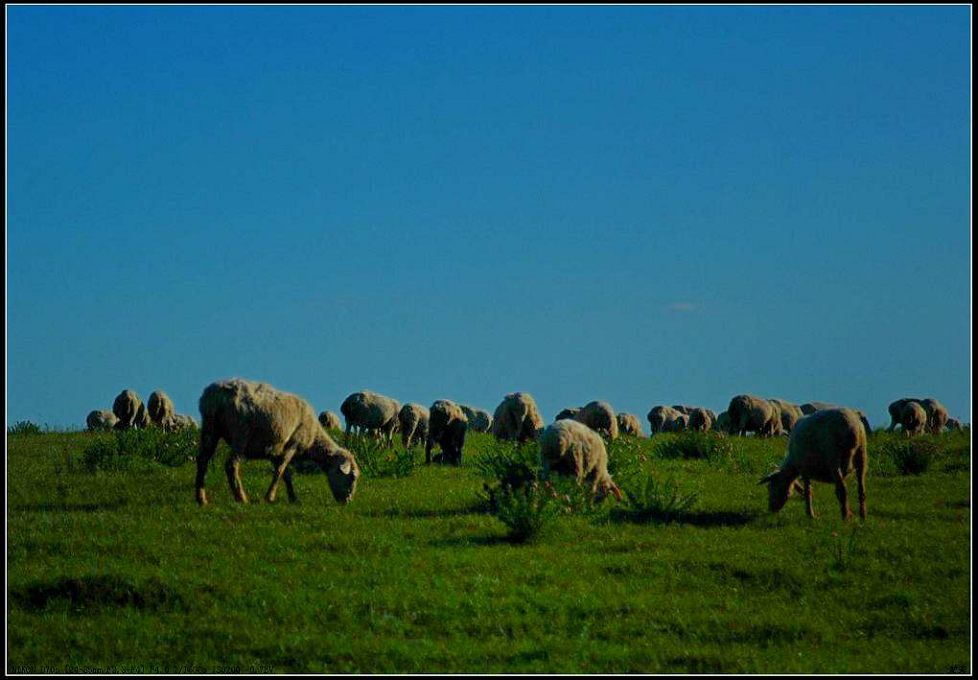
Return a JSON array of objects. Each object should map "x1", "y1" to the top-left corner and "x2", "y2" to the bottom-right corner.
[{"x1": 85, "y1": 383, "x2": 963, "y2": 521}]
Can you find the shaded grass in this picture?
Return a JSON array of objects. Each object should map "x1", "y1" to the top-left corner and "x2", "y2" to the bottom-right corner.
[{"x1": 6, "y1": 429, "x2": 971, "y2": 673}]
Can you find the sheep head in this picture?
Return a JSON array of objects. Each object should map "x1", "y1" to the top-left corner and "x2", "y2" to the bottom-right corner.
[
  {"x1": 309, "y1": 441, "x2": 360, "y2": 504},
  {"x1": 758, "y1": 468, "x2": 799, "y2": 513}
]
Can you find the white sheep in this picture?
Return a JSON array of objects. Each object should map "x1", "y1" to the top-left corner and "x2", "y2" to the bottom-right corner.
[
  {"x1": 759, "y1": 408, "x2": 868, "y2": 520},
  {"x1": 147, "y1": 390, "x2": 176, "y2": 429},
  {"x1": 86, "y1": 409, "x2": 118, "y2": 431},
  {"x1": 460, "y1": 405, "x2": 493, "y2": 433},
  {"x1": 399, "y1": 403, "x2": 430, "y2": 449},
  {"x1": 769, "y1": 399, "x2": 803, "y2": 433},
  {"x1": 539, "y1": 419, "x2": 622, "y2": 502},
  {"x1": 169, "y1": 413, "x2": 198, "y2": 430},
  {"x1": 196, "y1": 378, "x2": 360, "y2": 506},
  {"x1": 113, "y1": 389, "x2": 148, "y2": 430},
  {"x1": 900, "y1": 401, "x2": 927, "y2": 436},
  {"x1": 919, "y1": 398, "x2": 949, "y2": 434},
  {"x1": 647, "y1": 405, "x2": 683, "y2": 435},
  {"x1": 616, "y1": 412, "x2": 645, "y2": 437},
  {"x1": 491, "y1": 392, "x2": 544, "y2": 443},
  {"x1": 340, "y1": 390, "x2": 401, "y2": 443},
  {"x1": 687, "y1": 407, "x2": 716, "y2": 432},
  {"x1": 426, "y1": 400, "x2": 468, "y2": 465},
  {"x1": 727, "y1": 395, "x2": 782, "y2": 437},
  {"x1": 318, "y1": 410, "x2": 342, "y2": 431},
  {"x1": 576, "y1": 401, "x2": 619, "y2": 440}
]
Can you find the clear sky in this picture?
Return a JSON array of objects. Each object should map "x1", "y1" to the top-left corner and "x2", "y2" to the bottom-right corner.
[{"x1": 7, "y1": 5, "x2": 972, "y2": 430}]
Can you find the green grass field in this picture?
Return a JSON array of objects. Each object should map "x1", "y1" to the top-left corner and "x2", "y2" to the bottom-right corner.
[{"x1": 6, "y1": 426, "x2": 971, "y2": 673}]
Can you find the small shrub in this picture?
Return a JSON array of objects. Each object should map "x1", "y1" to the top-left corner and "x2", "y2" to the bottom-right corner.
[
  {"x1": 473, "y1": 441, "x2": 540, "y2": 485},
  {"x1": 8, "y1": 421, "x2": 42, "y2": 435},
  {"x1": 874, "y1": 436, "x2": 937, "y2": 476},
  {"x1": 486, "y1": 480, "x2": 559, "y2": 543},
  {"x1": 614, "y1": 473, "x2": 699, "y2": 523},
  {"x1": 342, "y1": 434, "x2": 417, "y2": 479},
  {"x1": 893, "y1": 439, "x2": 937, "y2": 475},
  {"x1": 79, "y1": 427, "x2": 197, "y2": 472}
]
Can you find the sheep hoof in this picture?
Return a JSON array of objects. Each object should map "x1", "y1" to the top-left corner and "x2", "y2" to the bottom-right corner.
[{"x1": 196, "y1": 490, "x2": 208, "y2": 506}]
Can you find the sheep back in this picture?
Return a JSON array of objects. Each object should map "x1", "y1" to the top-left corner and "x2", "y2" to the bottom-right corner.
[
  {"x1": 647, "y1": 405, "x2": 682, "y2": 435},
  {"x1": 86, "y1": 409, "x2": 118, "y2": 431},
  {"x1": 616, "y1": 412, "x2": 645, "y2": 437},
  {"x1": 900, "y1": 401, "x2": 927, "y2": 436},
  {"x1": 318, "y1": 410, "x2": 342, "y2": 431},
  {"x1": 460, "y1": 405, "x2": 493, "y2": 433},
  {"x1": 399, "y1": 403, "x2": 430, "y2": 448},
  {"x1": 427, "y1": 400, "x2": 467, "y2": 464},
  {"x1": 340, "y1": 390, "x2": 400, "y2": 435},
  {"x1": 491, "y1": 392, "x2": 543, "y2": 443},
  {"x1": 539, "y1": 419, "x2": 621, "y2": 501},
  {"x1": 147, "y1": 390, "x2": 176, "y2": 427},
  {"x1": 112, "y1": 389, "x2": 144, "y2": 429},
  {"x1": 576, "y1": 401, "x2": 619, "y2": 440}
]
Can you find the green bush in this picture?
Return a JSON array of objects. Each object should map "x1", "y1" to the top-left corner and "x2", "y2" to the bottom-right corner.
[
  {"x1": 872, "y1": 434, "x2": 939, "y2": 476},
  {"x1": 341, "y1": 434, "x2": 417, "y2": 479},
  {"x1": 486, "y1": 480, "x2": 559, "y2": 543},
  {"x1": 79, "y1": 427, "x2": 197, "y2": 472},
  {"x1": 614, "y1": 473, "x2": 699, "y2": 523}
]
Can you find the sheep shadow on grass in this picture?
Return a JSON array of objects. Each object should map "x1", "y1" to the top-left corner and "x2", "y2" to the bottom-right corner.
[{"x1": 610, "y1": 508, "x2": 758, "y2": 528}]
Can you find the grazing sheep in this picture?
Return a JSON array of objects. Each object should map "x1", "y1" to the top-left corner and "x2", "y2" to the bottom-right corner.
[
  {"x1": 169, "y1": 413, "x2": 198, "y2": 431},
  {"x1": 687, "y1": 408, "x2": 716, "y2": 432},
  {"x1": 919, "y1": 398, "x2": 949, "y2": 434},
  {"x1": 647, "y1": 405, "x2": 684, "y2": 435},
  {"x1": 900, "y1": 401, "x2": 927, "y2": 437},
  {"x1": 671, "y1": 405, "x2": 694, "y2": 415},
  {"x1": 426, "y1": 400, "x2": 468, "y2": 465},
  {"x1": 86, "y1": 409, "x2": 118, "y2": 431},
  {"x1": 664, "y1": 413, "x2": 690, "y2": 433},
  {"x1": 196, "y1": 378, "x2": 359, "y2": 506},
  {"x1": 887, "y1": 398, "x2": 923, "y2": 431},
  {"x1": 491, "y1": 392, "x2": 544, "y2": 443},
  {"x1": 555, "y1": 407, "x2": 584, "y2": 422},
  {"x1": 576, "y1": 401, "x2": 619, "y2": 440},
  {"x1": 616, "y1": 412, "x2": 645, "y2": 437},
  {"x1": 759, "y1": 408, "x2": 868, "y2": 520},
  {"x1": 399, "y1": 403, "x2": 430, "y2": 449},
  {"x1": 318, "y1": 410, "x2": 342, "y2": 431},
  {"x1": 727, "y1": 395, "x2": 781, "y2": 437},
  {"x1": 147, "y1": 390, "x2": 176, "y2": 429},
  {"x1": 714, "y1": 411, "x2": 731, "y2": 434},
  {"x1": 112, "y1": 389, "x2": 147, "y2": 430},
  {"x1": 945, "y1": 417, "x2": 963, "y2": 432},
  {"x1": 340, "y1": 390, "x2": 401, "y2": 442},
  {"x1": 768, "y1": 399, "x2": 803, "y2": 433},
  {"x1": 460, "y1": 405, "x2": 493, "y2": 433},
  {"x1": 539, "y1": 419, "x2": 622, "y2": 502}
]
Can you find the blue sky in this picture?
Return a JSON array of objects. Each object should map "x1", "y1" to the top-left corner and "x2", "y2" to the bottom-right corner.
[{"x1": 7, "y1": 6, "x2": 971, "y2": 429}]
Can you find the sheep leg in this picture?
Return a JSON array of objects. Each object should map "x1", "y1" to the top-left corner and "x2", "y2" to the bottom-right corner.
[
  {"x1": 804, "y1": 478, "x2": 816, "y2": 519},
  {"x1": 282, "y1": 467, "x2": 298, "y2": 503},
  {"x1": 424, "y1": 434, "x2": 433, "y2": 464},
  {"x1": 195, "y1": 427, "x2": 220, "y2": 505},
  {"x1": 855, "y1": 455, "x2": 867, "y2": 520},
  {"x1": 265, "y1": 449, "x2": 297, "y2": 503},
  {"x1": 225, "y1": 456, "x2": 249, "y2": 503},
  {"x1": 833, "y1": 469, "x2": 853, "y2": 521}
]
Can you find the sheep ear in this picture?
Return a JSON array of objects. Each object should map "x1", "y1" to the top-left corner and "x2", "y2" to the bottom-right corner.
[{"x1": 338, "y1": 458, "x2": 352, "y2": 475}]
